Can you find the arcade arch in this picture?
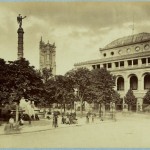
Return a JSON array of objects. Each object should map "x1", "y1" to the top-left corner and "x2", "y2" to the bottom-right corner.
[
  {"x1": 144, "y1": 74, "x2": 150, "y2": 89},
  {"x1": 129, "y1": 75, "x2": 138, "y2": 90},
  {"x1": 117, "y1": 76, "x2": 124, "y2": 91}
]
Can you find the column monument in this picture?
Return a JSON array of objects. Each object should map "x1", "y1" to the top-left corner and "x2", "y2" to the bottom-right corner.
[{"x1": 17, "y1": 14, "x2": 26, "y2": 59}]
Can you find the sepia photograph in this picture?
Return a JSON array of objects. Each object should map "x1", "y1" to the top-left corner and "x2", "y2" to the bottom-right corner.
[{"x1": 0, "y1": 1, "x2": 150, "y2": 148}]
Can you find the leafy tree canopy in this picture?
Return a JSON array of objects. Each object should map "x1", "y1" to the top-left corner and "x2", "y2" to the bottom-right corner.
[
  {"x1": 0, "y1": 58, "x2": 44, "y2": 105},
  {"x1": 91, "y1": 68, "x2": 116, "y2": 104},
  {"x1": 143, "y1": 89, "x2": 150, "y2": 104},
  {"x1": 124, "y1": 89, "x2": 136, "y2": 106}
]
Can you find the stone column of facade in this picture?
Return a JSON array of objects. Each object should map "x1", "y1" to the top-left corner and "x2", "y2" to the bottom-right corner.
[
  {"x1": 52, "y1": 45, "x2": 56, "y2": 75},
  {"x1": 124, "y1": 60, "x2": 128, "y2": 68},
  {"x1": 137, "y1": 74, "x2": 144, "y2": 111},
  {"x1": 124, "y1": 74, "x2": 129, "y2": 93},
  {"x1": 146, "y1": 58, "x2": 148, "y2": 66},
  {"x1": 138, "y1": 58, "x2": 142, "y2": 67},
  {"x1": 138, "y1": 75, "x2": 144, "y2": 91},
  {"x1": 17, "y1": 27, "x2": 24, "y2": 59},
  {"x1": 131, "y1": 60, "x2": 133, "y2": 67},
  {"x1": 112, "y1": 62, "x2": 115, "y2": 69},
  {"x1": 100, "y1": 64, "x2": 103, "y2": 68},
  {"x1": 137, "y1": 98, "x2": 143, "y2": 111}
]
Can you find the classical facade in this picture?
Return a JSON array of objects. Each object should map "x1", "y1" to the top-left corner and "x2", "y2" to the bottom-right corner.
[
  {"x1": 74, "y1": 32, "x2": 150, "y2": 109},
  {"x1": 39, "y1": 37, "x2": 56, "y2": 75}
]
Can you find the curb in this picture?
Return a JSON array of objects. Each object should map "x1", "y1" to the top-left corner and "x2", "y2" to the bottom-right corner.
[
  {"x1": 0, "y1": 123, "x2": 84, "y2": 136},
  {"x1": 0, "y1": 119, "x2": 113, "y2": 136}
]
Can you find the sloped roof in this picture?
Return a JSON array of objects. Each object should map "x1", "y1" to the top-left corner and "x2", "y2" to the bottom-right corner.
[{"x1": 103, "y1": 32, "x2": 150, "y2": 50}]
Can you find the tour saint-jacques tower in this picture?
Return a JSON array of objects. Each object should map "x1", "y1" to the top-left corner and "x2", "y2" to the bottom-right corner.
[{"x1": 39, "y1": 37, "x2": 56, "y2": 75}]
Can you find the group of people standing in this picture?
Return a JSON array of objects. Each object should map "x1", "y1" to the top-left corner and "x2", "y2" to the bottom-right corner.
[
  {"x1": 86, "y1": 113, "x2": 96, "y2": 123},
  {"x1": 61, "y1": 113, "x2": 77, "y2": 125},
  {"x1": 51, "y1": 112, "x2": 77, "y2": 128}
]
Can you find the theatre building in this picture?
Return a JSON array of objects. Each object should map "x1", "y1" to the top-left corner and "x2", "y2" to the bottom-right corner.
[{"x1": 74, "y1": 32, "x2": 150, "y2": 110}]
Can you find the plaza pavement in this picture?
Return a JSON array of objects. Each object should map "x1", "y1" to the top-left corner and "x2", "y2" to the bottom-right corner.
[
  {"x1": 0, "y1": 115, "x2": 102, "y2": 135},
  {"x1": 0, "y1": 112, "x2": 150, "y2": 135}
]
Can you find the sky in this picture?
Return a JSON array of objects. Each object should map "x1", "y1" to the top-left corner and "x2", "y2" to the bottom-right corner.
[{"x1": 0, "y1": 2, "x2": 150, "y2": 75}]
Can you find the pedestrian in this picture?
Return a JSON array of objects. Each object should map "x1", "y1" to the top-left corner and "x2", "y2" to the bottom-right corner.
[
  {"x1": 66, "y1": 116, "x2": 70, "y2": 125},
  {"x1": 100, "y1": 110, "x2": 104, "y2": 121},
  {"x1": 91, "y1": 114, "x2": 95, "y2": 123},
  {"x1": 62, "y1": 115, "x2": 65, "y2": 124},
  {"x1": 28, "y1": 115, "x2": 31, "y2": 125},
  {"x1": 52, "y1": 113, "x2": 56, "y2": 127},
  {"x1": 53, "y1": 114, "x2": 58, "y2": 128},
  {"x1": 9, "y1": 116, "x2": 14, "y2": 130},
  {"x1": 86, "y1": 114, "x2": 89, "y2": 124},
  {"x1": 55, "y1": 115, "x2": 58, "y2": 128}
]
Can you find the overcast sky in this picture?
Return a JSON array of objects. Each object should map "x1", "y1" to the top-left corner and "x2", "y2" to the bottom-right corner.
[{"x1": 0, "y1": 2, "x2": 150, "y2": 75}]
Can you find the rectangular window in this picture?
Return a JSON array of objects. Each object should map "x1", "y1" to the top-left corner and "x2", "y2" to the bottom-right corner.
[
  {"x1": 120, "y1": 61, "x2": 124, "y2": 67},
  {"x1": 115, "y1": 62, "x2": 119, "y2": 67},
  {"x1": 108, "y1": 63, "x2": 112, "y2": 68},
  {"x1": 92, "y1": 65, "x2": 95, "y2": 69},
  {"x1": 97, "y1": 64, "x2": 100, "y2": 69},
  {"x1": 128, "y1": 60, "x2": 132, "y2": 66},
  {"x1": 142, "y1": 58, "x2": 146, "y2": 64},
  {"x1": 133, "y1": 59, "x2": 138, "y2": 65},
  {"x1": 103, "y1": 64, "x2": 107, "y2": 68},
  {"x1": 148, "y1": 58, "x2": 150, "y2": 63}
]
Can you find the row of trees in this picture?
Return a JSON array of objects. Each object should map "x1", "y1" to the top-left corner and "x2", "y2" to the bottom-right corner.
[
  {"x1": 0, "y1": 57, "x2": 150, "y2": 113},
  {"x1": 0, "y1": 58, "x2": 44, "y2": 105}
]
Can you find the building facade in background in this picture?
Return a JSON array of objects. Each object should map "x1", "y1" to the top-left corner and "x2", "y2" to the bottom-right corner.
[
  {"x1": 74, "y1": 32, "x2": 150, "y2": 110},
  {"x1": 39, "y1": 37, "x2": 56, "y2": 75}
]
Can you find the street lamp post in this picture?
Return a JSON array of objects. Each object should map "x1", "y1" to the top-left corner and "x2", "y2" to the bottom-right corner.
[
  {"x1": 74, "y1": 87, "x2": 83, "y2": 117},
  {"x1": 74, "y1": 88, "x2": 78, "y2": 113}
]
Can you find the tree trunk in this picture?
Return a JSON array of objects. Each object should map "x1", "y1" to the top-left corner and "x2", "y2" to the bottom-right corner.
[
  {"x1": 63, "y1": 103, "x2": 66, "y2": 114},
  {"x1": 99, "y1": 103, "x2": 101, "y2": 117},
  {"x1": 60, "y1": 103, "x2": 63, "y2": 115},
  {"x1": 129, "y1": 105, "x2": 131, "y2": 111},
  {"x1": 71, "y1": 102, "x2": 72, "y2": 113},
  {"x1": 80, "y1": 98, "x2": 83, "y2": 117},
  {"x1": 16, "y1": 104, "x2": 19, "y2": 123}
]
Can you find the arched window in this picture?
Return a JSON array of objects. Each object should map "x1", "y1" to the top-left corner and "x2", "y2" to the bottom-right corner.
[
  {"x1": 130, "y1": 75, "x2": 138, "y2": 90},
  {"x1": 144, "y1": 74, "x2": 150, "y2": 89},
  {"x1": 117, "y1": 77, "x2": 124, "y2": 91}
]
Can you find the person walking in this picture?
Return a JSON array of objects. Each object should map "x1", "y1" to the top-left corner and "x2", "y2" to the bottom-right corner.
[
  {"x1": 91, "y1": 114, "x2": 95, "y2": 123},
  {"x1": 53, "y1": 114, "x2": 58, "y2": 128},
  {"x1": 86, "y1": 114, "x2": 89, "y2": 124},
  {"x1": 61, "y1": 115, "x2": 65, "y2": 124}
]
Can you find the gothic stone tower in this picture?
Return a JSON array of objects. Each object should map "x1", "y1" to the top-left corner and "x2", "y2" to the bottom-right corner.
[{"x1": 39, "y1": 37, "x2": 56, "y2": 75}]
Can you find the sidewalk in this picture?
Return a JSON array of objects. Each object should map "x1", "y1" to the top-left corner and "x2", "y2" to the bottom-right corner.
[{"x1": 0, "y1": 116, "x2": 103, "y2": 135}]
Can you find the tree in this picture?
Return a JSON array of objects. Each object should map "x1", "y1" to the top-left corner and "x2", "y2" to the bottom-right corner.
[
  {"x1": 45, "y1": 75, "x2": 75, "y2": 114},
  {"x1": 90, "y1": 68, "x2": 116, "y2": 115},
  {"x1": 42, "y1": 67, "x2": 53, "y2": 83},
  {"x1": 0, "y1": 58, "x2": 45, "y2": 122},
  {"x1": 65, "y1": 68, "x2": 92, "y2": 116},
  {"x1": 8, "y1": 58, "x2": 44, "y2": 102},
  {"x1": 124, "y1": 89, "x2": 136, "y2": 111},
  {"x1": 111, "y1": 90, "x2": 121, "y2": 104},
  {"x1": 91, "y1": 68, "x2": 116, "y2": 103},
  {"x1": 0, "y1": 58, "x2": 11, "y2": 104},
  {"x1": 143, "y1": 89, "x2": 150, "y2": 104},
  {"x1": 0, "y1": 58, "x2": 44, "y2": 105}
]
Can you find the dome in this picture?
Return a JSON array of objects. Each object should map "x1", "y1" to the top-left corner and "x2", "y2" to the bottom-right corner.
[{"x1": 104, "y1": 32, "x2": 150, "y2": 50}]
